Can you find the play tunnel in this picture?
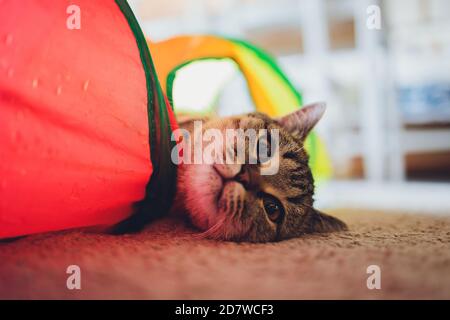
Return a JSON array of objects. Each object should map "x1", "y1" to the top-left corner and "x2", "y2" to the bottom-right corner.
[
  {"x1": 0, "y1": 0, "x2": 330, "y2": 239},
  {"x1": 0, "y1": 0, "x2": 178, "y2": 238},
  {"x1": 149, "y1": 36, "x2": 332, "y2": 183}
]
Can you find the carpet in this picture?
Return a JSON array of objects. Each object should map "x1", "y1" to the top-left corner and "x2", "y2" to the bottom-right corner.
[{"x1": 1, "y1": 209, "x2": 449, "y2": 299}]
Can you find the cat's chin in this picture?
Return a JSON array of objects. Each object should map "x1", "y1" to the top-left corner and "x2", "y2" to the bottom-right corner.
[{"x1": 178, "y1": 163, "x2": 224, "y2": 231}]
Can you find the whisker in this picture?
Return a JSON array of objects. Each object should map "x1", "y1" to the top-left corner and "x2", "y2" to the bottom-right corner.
[{"x1": 194, "y1": 216, "x2": 227, "y2": 240}]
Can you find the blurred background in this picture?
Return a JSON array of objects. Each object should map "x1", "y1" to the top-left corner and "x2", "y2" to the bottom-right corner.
[{"x1": 129, "y1": 0, "x2": 450, "y2": 214}]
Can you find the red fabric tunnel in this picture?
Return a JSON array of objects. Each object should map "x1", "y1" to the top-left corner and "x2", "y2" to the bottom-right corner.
[{"x1": 0, "y1": 0, "x2": 178, "y2": 239}]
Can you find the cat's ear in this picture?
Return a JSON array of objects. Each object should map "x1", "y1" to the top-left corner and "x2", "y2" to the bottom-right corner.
[
  {"x1": 309, "y1": 209, "x2": 347, "y2": 233},
  {"x1": 277, "y1": 102, "x2": 326, "y2": 140}
]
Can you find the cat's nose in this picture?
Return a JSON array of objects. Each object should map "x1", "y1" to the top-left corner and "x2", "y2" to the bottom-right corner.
[
  {"x1": 236, "y1": 165, "x2": 261, "y2": 190},
  {"x1": 235, "y1": 166, "x2": 250, "y2": 188}
]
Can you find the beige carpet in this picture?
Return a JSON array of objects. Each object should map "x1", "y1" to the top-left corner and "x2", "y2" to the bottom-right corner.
[{"x1": 1, "y1": 209, "x2": 450, "y2": 299}]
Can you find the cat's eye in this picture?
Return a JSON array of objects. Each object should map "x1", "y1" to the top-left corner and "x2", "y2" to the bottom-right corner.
[{"x1": 262, "y1": 194, "x2": 284, "y2": 223}]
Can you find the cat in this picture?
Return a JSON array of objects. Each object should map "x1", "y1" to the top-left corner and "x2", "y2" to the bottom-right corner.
[{"x1": 173, "y1": 102, "x2": 347, "y2": 242}]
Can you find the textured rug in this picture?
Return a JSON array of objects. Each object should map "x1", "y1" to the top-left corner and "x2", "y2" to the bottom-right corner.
[{"x1": 1, "y1": 209, "x2": 449, "y2": 299}]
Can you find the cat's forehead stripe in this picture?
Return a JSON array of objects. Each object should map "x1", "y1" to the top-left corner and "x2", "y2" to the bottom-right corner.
[{"x1": 287, "y1": 195, "x2": 306, "y2": 205}]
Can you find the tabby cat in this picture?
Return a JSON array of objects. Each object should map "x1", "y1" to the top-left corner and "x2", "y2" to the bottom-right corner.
[{"x1": 175, "y1": 102, "x2": 347, "y2": 242}]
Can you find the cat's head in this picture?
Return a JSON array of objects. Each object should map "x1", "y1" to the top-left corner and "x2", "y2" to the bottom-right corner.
[{"x1": 176, "y1": 102, "x2": 347, "y2": 242}]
